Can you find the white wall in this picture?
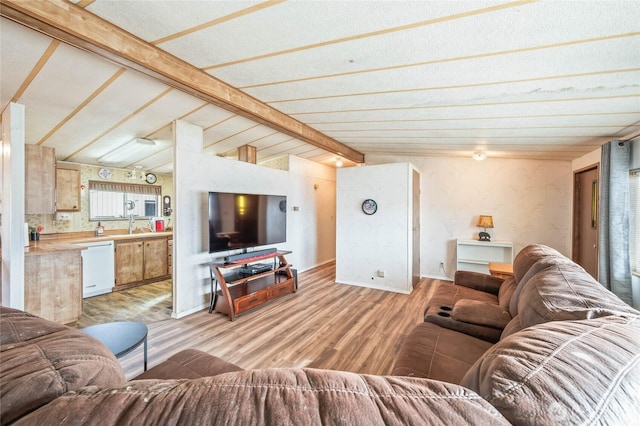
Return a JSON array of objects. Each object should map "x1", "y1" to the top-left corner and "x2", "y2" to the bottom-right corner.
[
  {"x1": 288, "y1": 156, "x2": 337, "y2": 270},
  {"x1": 172, "y1": 120, "x2": 336, "y2": 318},
  {"x1": 336, "y1": 163, "x2": 415, "y2": 294},
  {"x1": 366, "y1": 155, "x2": 573, "y2": 280},
  {"x1": 1, "y1": 103, "x2": 26, "y2": 308}
]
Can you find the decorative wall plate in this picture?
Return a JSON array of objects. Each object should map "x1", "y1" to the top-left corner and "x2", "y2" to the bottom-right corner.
[
  {"x1": 362, "y1": 199, "x2": 377, "y2": 215},
  {"x1": 98, "y1": 167, "x2": 112, "y2": 179}
]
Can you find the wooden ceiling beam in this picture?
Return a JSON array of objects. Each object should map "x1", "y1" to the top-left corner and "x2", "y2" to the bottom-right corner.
[{"x1": 0, "y1": 0, "x2": 365, "y2": 163}]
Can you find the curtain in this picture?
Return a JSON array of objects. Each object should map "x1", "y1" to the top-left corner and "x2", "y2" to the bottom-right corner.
[{"x1": 598, "y1": 140, "x2": 632, "y2": 304}]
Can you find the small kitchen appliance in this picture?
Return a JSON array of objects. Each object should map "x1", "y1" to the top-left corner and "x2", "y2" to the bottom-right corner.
[{"x1": 154, "y1": 218, "x2": 165, "y2": 232}]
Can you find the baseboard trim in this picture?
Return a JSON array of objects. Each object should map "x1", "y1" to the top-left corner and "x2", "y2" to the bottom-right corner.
[
  {"x1": 335, "y1": 280, "x2": 412, "y2": 295},
  {"x1": 424, "y1": 274, "x2": 453, "y2": 282},
  {"x1": 172, "y1": 303, "x2": 208, "y2": 319}
]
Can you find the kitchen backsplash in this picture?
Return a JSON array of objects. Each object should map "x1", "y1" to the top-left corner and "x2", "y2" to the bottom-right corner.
[{"x1": 26, "y1": 163, "x2": 173, "y2": 235}]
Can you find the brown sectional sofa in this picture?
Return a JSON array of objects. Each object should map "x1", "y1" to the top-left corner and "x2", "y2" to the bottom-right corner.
[
  {"x1": 392, "y1": 244, "x2": 640, "y2": 422},
  {"x1": 2, "y1": 244, "x2": 639, "y2": 425}
]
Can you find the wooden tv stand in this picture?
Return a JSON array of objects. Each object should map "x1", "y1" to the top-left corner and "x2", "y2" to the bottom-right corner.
[{"x1": 208, "y1": 250, "x2": 295, "y2": 321}]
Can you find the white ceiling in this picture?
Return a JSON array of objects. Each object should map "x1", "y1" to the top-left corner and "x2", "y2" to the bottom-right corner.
[{"x1": 1, "y1": 0, "x2": 639, "y2": 173}]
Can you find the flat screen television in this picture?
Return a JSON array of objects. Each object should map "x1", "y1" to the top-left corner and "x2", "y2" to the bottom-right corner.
[{"x1": 208, "y1": 191, "x2": 287, "y2": 253}]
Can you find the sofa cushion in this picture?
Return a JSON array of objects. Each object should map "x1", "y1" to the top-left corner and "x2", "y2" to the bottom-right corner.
[
  {"x1": 453, "y1": 270, "x2": 504, "y2": 295},
  {"x1": 392, "y1": 322, "x2": 493, "y2": 382},
  {"x1": 133, "y1": 349, "x2": 244, "y2": 380},
  {"x1": 497, "y1": 276, "x2": 516, "y2": 311},
  {"x1": 424, "y1": 304, "x2": 503, "y2": 343},
  {"x1": 499, "y1": 315, "x2": 524, "y2": 339},
  {"x1": 422, "y1": 280, "x2": 498, "y2": 315},
  {"x1": 509, "y1": 254, "x2": 577, "y2": 317},
  {"x1": 0, "y1": 307, "x2": 125, "y2": 424},
  {"x1": 16, "y1": 368, "x2": 510, "y2": 425},
  {"x1": 452, "y1": 300, "x2": 511, "y2": 329},
  {"x1": 517, "y1": 262, "x2": 640, "y2": 328},
  {"x1": 460, "y1": 316, "x2": 640, "y2": 425},
  {"x1": 512, "y1": 244, "x2": 562, "y2": 284}
]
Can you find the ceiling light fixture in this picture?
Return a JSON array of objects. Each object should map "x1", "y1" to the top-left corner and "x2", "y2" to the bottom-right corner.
[
  {"x1": 472, "y1": 152, "x2": 486, "y2": 161},
  {"x1": 335, "y1": 158, "x2": 344, "y2": 167},
  {"x1": 98, "y1": 138, "x2": 156, "y2": 167}
]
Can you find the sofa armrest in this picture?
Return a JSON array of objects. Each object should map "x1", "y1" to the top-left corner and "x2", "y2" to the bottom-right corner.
[
  {"x1": 454, "y1": 271, "x2": 504, "y2": 295},
  {"x1": 452, "y1": 300, "x2": 511, "y2": 329},
  {"x1": 424, "y1": 305, "x2": 503, "y2": 343}
]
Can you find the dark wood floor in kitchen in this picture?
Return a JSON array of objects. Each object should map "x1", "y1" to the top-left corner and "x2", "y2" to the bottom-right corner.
[{"x1": 75, "y1": 262, "x2": 438, "y2": 381}]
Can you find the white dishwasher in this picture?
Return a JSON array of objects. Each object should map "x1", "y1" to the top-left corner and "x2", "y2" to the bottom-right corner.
[{"x1": 75, "y1": 240, "x2": 115, "y2": 298}]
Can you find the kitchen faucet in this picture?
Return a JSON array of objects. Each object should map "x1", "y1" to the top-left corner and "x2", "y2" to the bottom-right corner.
[{"x1": 125, "y1": 200, "x2": 136, "y2": 234}]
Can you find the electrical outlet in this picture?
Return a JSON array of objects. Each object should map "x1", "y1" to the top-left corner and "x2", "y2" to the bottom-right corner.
[{"x1": 377, "y1": 270, "x2": 385, "y2": 278}]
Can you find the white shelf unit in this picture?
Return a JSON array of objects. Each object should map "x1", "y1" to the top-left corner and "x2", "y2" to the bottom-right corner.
[{"x1": 456, "y1": 239, "x2": 513, "y2": 274}]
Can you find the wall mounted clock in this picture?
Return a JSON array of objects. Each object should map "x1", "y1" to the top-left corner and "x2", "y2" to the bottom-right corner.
[
  {"x1": 145, "y1": 173, "x2": 157, "y2": 184},
  {"x1": 98, "y1": 168, "x2": 112, "y2": 180},
  {"x1": 362, "y1": 199, "x2": 377, "y2": 215}
]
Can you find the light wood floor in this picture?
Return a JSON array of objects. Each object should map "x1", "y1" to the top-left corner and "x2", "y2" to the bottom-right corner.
[{"x1": 78, "y1": 262, "x2": 439, "y2": 380}]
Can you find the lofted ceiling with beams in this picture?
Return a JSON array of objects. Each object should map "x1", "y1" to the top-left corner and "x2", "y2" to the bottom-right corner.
[{"x1": 1, "y1": 0, "x2": 639, "y2": 174}]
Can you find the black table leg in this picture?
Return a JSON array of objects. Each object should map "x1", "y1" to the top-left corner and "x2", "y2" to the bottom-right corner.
[{"x1": 143, "y1": 336, "x2": 147, "y2": 371}]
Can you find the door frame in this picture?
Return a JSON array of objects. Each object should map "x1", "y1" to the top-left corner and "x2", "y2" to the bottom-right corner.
[{"x1": 572, "y1": 163, "x2": 600, "y2": 271}]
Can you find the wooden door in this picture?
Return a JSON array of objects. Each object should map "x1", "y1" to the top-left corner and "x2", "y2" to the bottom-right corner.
[
  {"x1": 143, "y1": 238, "x2": 168, "y2": 280},
  {"x1": 115, "y1": 241, "x2": 144, "y2": 285},
  {"x1": 573, "y1": 166, "x2": 599, "y2": 278},
  {"x1": 56, "y1": 168, "x2": 81, "y2": 211}
]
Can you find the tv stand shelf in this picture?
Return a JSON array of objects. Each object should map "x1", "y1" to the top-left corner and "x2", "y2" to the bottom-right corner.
[{"x1": 208, "y1": 250, "x2": 295, "y2": 321}]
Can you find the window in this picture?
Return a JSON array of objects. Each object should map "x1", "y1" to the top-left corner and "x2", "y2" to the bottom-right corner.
[
  {"x1": 89, "y1": 180, "x2": 161, "y2": 221},
  {"x1": 630, "y1": 169, "x2": 640, "y2": 275}
]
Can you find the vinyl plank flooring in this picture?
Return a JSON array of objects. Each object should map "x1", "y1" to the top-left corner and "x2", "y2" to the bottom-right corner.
[{"x1": 75, "y1": 261, "x2": 443, "y2": 380}]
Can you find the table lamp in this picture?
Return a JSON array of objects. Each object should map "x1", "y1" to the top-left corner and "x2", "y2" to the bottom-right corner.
[{"x1": 477, "y1": 215, "x2": 494, "y2": 241}]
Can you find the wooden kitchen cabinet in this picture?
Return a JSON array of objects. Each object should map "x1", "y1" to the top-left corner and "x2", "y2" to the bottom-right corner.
[
  {"x1": 143, "y1": 238, "x2": 168, "y2": 280},
  {"x1": 25, "y1": 145, "x2": 56, "y2": 214},
  {"x1": 115, "y1": 240, "x2": 144, "y2": 286},
  {"x1": 25, "y1": 249, "x2": 83, "y2": 324},
  {"x1": 56, "y1": 166, "x2": 81, "y2": 211},
  {"x1": 115, "y1": 236, "x2": 170, "y2": 289}
]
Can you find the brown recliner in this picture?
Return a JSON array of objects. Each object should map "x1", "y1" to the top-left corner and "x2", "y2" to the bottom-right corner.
[{"x1": 423, "y1": 244, "x2": 565, "y2": 342}]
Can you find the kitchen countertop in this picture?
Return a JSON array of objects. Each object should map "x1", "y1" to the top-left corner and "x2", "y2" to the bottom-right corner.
[
  {"x1": 52, "y1": 231, "x2": 173, "y2": 244},
  {"x1": 25, "y1": 241, "x2": 87, "y2": 256},
  {"x1": 25, "y1": 231, "x2": 173, "y2": 255}
]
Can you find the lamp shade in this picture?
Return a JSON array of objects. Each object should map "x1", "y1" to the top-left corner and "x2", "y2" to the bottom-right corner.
[{"x1": 477, "y1": 215, "x2": 494, "y2": 229}]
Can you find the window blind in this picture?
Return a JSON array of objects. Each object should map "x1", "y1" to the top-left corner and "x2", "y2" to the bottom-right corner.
[
  {"x1": 89, "y1": 180, "x2": 161, "y2": 195},
  {"x1": 89, "y1": 180, "x2": 161, "y2": 220}
]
